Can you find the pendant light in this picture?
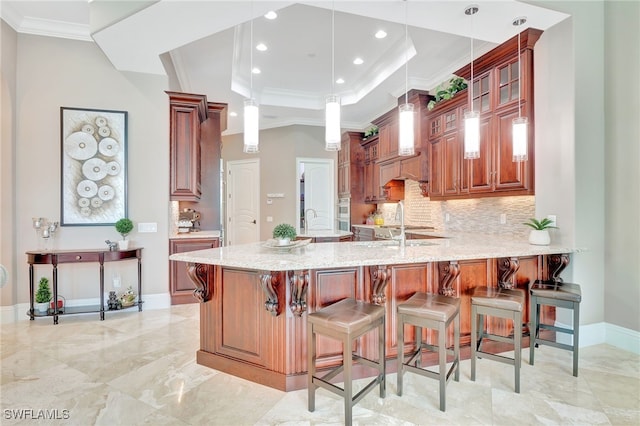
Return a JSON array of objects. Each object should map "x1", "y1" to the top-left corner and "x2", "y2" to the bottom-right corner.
[
  {"x1": 512, "y1": 17, "x2": 528, "y2": 162},
  {"x1": 243, "y1": 2, "x2": 259, "y2": 153},
  {"x1": 325, "y1": 2, "x2": 341, "y2": 151},
  {"x1": 398, "y1": 0, "x2": 414, "y2": 156},
  {"x1": 463, "y1": 5, "x2": 480, "y2": 160}
]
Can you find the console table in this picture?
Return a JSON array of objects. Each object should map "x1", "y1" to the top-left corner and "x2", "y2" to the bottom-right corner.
[{"x1": 26, "y1": 248, "x2": 143, "y2": 324}]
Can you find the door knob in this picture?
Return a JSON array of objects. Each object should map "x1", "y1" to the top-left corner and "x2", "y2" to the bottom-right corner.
[{"x1": 252, "y1": 219, "x2": 257, "y2": 224}]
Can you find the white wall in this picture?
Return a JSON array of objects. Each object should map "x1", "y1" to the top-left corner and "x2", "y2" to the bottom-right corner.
[{"x1": 8, "y1": 33, "x2": 169, "y2": 309}]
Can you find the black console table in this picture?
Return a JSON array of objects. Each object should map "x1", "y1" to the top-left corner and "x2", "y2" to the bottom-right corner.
[{"x1": 26, "y1": 248, "x2": 143, "y2": 324}]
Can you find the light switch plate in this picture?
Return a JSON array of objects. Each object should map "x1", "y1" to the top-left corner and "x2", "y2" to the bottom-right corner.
[{"x1": 138, "y1": 222, "x2": 157, "y2": 233}]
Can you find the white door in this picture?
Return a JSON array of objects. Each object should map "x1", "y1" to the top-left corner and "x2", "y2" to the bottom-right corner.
[
  {"x1": 227, "y1": 159, "x2": 260, "y2": 245},
  {"x1": 297, "y1": 158, "x2": 335, "y2": 231}
]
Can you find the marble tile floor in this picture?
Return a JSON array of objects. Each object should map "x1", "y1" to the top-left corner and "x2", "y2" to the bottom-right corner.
[{"x1": 1, "y1": 304, "x2": 638, "y2": 425}]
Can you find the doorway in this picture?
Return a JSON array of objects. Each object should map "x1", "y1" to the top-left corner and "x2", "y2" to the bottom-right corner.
[
  {"x1": 226, "y1": 159, "x2": 260, "y2": 245},
  {"x1": 296, "y1": 158, "x2": 335, "y2": 233}
]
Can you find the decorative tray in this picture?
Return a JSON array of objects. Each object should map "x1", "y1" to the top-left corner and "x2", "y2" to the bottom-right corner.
[{"x1": 262, "y1": 238, "x2": 312, "y2": 250}]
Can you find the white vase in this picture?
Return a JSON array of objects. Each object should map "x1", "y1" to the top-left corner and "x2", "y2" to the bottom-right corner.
[
  {"x1": 36, "y1": 302, "x2": 49, "y2": 313},
  {"x1": 528, "y1": 230, "x2": 550, "y2": 245},
  {"x1": 276, "y1": 238, "x2": 291, "y2": 246},
  {"x1": 118, "y1": 239, "x2": 130, "y2": 250}
]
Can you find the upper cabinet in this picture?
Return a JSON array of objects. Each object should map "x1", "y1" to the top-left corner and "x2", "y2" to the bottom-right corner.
[
  {"x1": 338, "y1": 132, "x2": 365, "y2": 200},
  {"x1": 167, "y1": 92, "x2": 208, "y2": 201},
  {"x1": 427, "y1": 29, "x2": 540, "y2": 200}
]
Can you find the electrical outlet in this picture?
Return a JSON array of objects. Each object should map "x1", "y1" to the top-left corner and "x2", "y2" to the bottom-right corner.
[
  {"x1": 500, "y1": 213, "x2": 507, "y2": 224},
  {"x1": 445, "y1": 213, "x2": 450, "y2": 223},
  {"x1": 112, "y1": 274, "x2": 121, "y2": 288},
  {"x1": 547, "y1": 215, "x2": 557, "y2": 227}
]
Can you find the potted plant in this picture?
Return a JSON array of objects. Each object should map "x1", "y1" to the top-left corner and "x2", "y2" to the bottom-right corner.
[
  {"x1": 427, "y1": 76, "x2": 468, "y2": 110},
  {"x1": 272, "y1": 223, "x2": 297, "y2": 246},
  {"x1": 523, "y1": 218, "x2": 557, "y2": 245},
  {"x1": 114, "y1": 218, "x2": 134, "y2": 250},
  {"x1": 35, "y1": 277, "x2": 52, "y2": 313}
]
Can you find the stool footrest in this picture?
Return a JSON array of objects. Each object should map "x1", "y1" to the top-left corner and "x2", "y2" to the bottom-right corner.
[
  {"x1": 403, "y1": 359, "x2": 459, "y2": 383},
  {"x1": 475, "y1": 350, "x2": 516, "y2": 366},
  {"x1": 479, "y1": 332, "x2": 516, "y2": 345},
  {"x1": 538, "y1": 323, "x2": 574, "y2": 336},
  {"x1": 405, "y1": 344, "x2": 455, "y2": 366},
  {"x1": 534, "y1": 337, "x2": 575, "y2": 352}
]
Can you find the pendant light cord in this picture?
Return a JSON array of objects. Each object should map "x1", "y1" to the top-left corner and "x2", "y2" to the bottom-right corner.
[
  {"x1": 332, "y1": 1, "x2": 335, "y2": 95},
  {"x1": 517, "y1": 30, "x2": 521, "y2": 118},
  {"x1": 250, "y1": 1, "x2": 254, "y2": 98},
  {"x1": 470, "y1": 12, "x2": 474, "y2": 113},
  {"x1": 405, "y1": 0, "x2": 408, "y2": 105}
]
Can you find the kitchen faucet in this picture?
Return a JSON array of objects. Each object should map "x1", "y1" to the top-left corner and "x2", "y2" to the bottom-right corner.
[
  {"x1": 304, "y1": 208, "x2": 317, "y2": 234},
  {"x1": 395, "y1": 201, "x2": 406, "y2": 247}
]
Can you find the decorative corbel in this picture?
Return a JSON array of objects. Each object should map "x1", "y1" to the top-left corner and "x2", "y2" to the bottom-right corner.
[
  {"x1": 259, "y1": 271, "x2": 280, "y2": 316},
  {"x1": 498, "y1": 257, "x2": 520, "y2": 289},
  {"x1": 438, "y1": 261, "x2": 460, "y2": 297},
  {"x1": 548, "y1": 254, "x2": 570, "y2": 282},
  {"x1": 289, "y1": 270, "x2": 309, "y2": 316},
  {"x1": 369, "y1": 265, "x2": 391, "y2": 305},
  {"x1": 188, "y1": 263, "x2": 210, "y2": 302},
  {"x1": 418, "y1": 181, "x2": 429, "y2": 198}
]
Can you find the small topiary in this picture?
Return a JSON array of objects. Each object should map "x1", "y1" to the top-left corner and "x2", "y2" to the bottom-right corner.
[
  {"x1": 272, "y1": 223, "x2": 297, "y2": 240},
  {"x1": 115, "y1": 218, "x2": 134, "y2": 239},
  {"x1": 35, "y1": 277, "x2": 52, "y2": 303}
]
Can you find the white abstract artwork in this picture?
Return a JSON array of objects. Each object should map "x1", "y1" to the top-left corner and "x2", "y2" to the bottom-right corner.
[{"x1": 61, "y1": 107, "x2": 127, "y2": 226}]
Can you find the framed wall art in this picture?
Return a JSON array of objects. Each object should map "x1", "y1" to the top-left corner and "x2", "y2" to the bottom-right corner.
[{"x1": 60, "y1": 107, "x2": 128, "y2": 226}]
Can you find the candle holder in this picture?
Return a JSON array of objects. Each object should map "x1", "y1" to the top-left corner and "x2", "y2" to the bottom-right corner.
[{"x1": 32, "y1": 217, "x2": 59, "y2": 250}]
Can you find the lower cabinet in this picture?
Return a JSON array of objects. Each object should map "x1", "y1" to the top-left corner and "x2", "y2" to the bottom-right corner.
[{"x1": 169, "y1": 237, "x2": 219, "y2": 305}]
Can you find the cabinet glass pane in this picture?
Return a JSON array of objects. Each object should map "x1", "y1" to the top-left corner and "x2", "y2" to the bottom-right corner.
[
  {"x1": 481, "y1": 94, "x2": 490, "y2": 111},
  {"x1": 500, "y1": 86, "x2": 509, "y2": 104},
  {"x1": 473, "y1": 80, "x2": 480, "y2": 95},
  {"x1": 500, "y1": 67, "x2": 509, "y2": 85},
  {"x1": 473, "y1": 98, "x2": 480, "y2": 111},
  {"x1": 481, "y1": 76, "x2": 489, "y2": 93},
  {"x1": 512, "y1": 81, "x2": 520, "y2": 101},
  {"x1": 511, "y1": 62, "x2": 519, "y2": 79}
]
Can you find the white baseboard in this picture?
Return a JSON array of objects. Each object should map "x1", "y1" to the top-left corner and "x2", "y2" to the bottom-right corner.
[
  {"x1": 1, "y1": 293, "x2": 172, "y2": 324},
  {"x1": 554, "y1": 320, "x2": 639, "y2": 355}
]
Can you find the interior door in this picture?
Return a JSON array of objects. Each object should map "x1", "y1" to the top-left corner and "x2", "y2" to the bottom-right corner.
[
  {"x1": 297, "y1": 158, "x2": 334, "y2": 231},
  {"x1": 227, "y1": 159, "x2": 260, "y2": 245}
]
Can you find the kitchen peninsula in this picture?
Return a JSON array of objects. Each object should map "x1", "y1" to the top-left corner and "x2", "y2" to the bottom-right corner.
[{"x1": 170, "y1": 234, "x2": 578, "y2": 391}]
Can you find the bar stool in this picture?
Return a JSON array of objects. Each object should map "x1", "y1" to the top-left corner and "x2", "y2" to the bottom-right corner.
[
  {"x1": 397, "y1": 292, "x2": 460, "y2": 411},
  {"x1": 529, "y1": 279, "x2": 582, "y2": 377},
  {"x1": 307, "y1": 298, "x2": 385, "y2": 425},
  {"x1": 471, "y1": 287, "x2": 524, "y2": 393}
]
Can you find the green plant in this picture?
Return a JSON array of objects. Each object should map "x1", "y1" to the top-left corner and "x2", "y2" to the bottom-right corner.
[
  {"x1": 427, "y1": 76, "x2": 468, "y2": 110},
  {"x1": 522, "y1": 218, "x2": 558, "y2": 230},
  {"x1": 35, "y1": 277, "x2": 52, "y2": 303},
  {"x1": 115, "y1": 218, "x2": 134, "y2": 239},
  {"x1": 273, "y1": 223, "x2": 297, "y2": 240},
  {"x1": 364, "y1": 125, "x2": 379, "y2": 139}
]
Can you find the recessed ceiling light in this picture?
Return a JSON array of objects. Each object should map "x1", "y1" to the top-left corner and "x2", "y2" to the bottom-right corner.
[
  {"x1": 229, "y1": 111, "x2": 238, "y2": 117},
  {"x1": 353, "y1": 57, "x2": 364, "y2": 65},
  {"x1": 375, "y1": 30, "x2": 387, "y2": 39},
  {"x1": 256, "y1": 43, "x2": 267, "y2": 51},
  {"x1": 336, "y1": 78, "x2": 345, "y2": 84},
  {"x1": 252, "y1": 67, "x2": 261, "y2": 74},
  {"x1": 264, "y1": 11, "x2": 277, "y2": 20}
]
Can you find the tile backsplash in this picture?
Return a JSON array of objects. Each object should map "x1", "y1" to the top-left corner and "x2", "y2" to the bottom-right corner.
[{"x1": 378, "y1": 180, "x2": 534, "y2": 236}]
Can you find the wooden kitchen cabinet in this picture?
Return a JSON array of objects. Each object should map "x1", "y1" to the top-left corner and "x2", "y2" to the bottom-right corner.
[
  {"x1": 167, "y1": 92, "x2": 208, "y2": 201},
  {"x1": 169, "y1": 237, "x2": 219, "y2": 304},
  {"x1": 338, "y1": 132, "x2": 365, "y2": 200}
]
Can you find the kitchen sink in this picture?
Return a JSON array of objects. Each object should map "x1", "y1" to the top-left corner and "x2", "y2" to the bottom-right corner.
[{"x1": 354, "y1": 240, "x2": 437, "y2": 248}]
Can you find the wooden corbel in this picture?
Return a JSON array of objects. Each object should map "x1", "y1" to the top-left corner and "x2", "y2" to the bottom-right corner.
[
  {"x1": 498, "y1": 257, "x2": 520, "y2": 289},
  {"x1": 259, "y1": 271, "x2": 280, "y2": 316},
  {"x1": 289, "y1": 270, "x2": 309, "y2": 316},
  {"x1": 438, "y1": 261, "x2": 460, "y2": 296},
  {"x1": 188, "y1": 262, "x2": 210, "y2": 302},
  {"x1": 369, "y1": 265, "x2": 391, "y2": 305}
]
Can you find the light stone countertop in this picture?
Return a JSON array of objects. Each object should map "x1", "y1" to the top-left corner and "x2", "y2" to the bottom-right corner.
[
  {"x1": 297, "y1": 230, "x2": 353, "y2": 238},
  {"x1": 170, "y1": 230, "x2": 221, "y2": 240},
  {"x1": 169, "y1": 232, "x2": 582, "y2": 271}
]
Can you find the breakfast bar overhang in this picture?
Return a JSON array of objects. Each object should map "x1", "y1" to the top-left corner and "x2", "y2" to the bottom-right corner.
[{"x1": 169, "y1": 234, "x2": 578, "y2": 391}]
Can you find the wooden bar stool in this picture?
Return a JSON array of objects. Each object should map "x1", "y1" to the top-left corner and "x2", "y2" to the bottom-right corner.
[
  {"x1": 529, "y1": 279, "x2": 582, "y2": 377},
  {"x1": 471, "y1": 287, "x2": 524, "y2": 393},
  {"x1": 397, "y1": 292, "x2": 460, "y2": 411},
  {"x1": 307, "y1": 298, "x2": 385, "y2": 426}
]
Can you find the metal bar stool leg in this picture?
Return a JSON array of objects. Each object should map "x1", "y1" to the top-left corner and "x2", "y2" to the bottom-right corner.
[
  {"x1": 514, "y1": 310, "x2": 522, "y2": 394},
  {"x1": 307, "y1": 321, "x2": 316, "y2": 412},
  {"x1": 397, "y1": 312, "x2": 404, "y2": 396},
  {"x1": 438, "y1": 320, "x2": 446, "y2": 411},
  {"x1": 471, "y1": 304, "x2": 478, "y2": 382},
  {"x1": 344, "y1": 334, "x2": 352, "y2": 425},
  {"x1": 573, "y1": 300, "x2": 580, "y2": 377}
]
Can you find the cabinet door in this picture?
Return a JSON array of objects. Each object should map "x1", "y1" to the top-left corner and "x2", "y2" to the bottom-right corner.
[
  {"x1": 169, "y1": 102, "x2": 204, "y2": 201},
  {"x1": 169, "y1": 238, "x2": 219, "y2": 304},
  {"x1": 442, "y1": 132, "x2": 462, "y2": 196},
  {"x1": 337, "y1": 163, "x2": 350, "y2": 198},
  {"x1": 465, "y1": 116, "x2": 493, "y2": 193},
  {"x1": 494, "y1": 106, "x2": 529, "y2": 191},
  {"x1": 428, "y1": 138, "x2": 444, "y2": 198},
  {"x1": 363, "y1": 161, "x2": 374, "y2": 202}
]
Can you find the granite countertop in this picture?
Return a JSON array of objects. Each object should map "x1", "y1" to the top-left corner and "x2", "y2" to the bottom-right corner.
[
  {"x1": 169, "y1": 232, "x2": 582, "y2": 271},
  {"x1": 170, "y1": 230, "x2": 221, "y2": 240},
  {"x1": 297, "y1": 230, "x2": 353, "y2": 238}
]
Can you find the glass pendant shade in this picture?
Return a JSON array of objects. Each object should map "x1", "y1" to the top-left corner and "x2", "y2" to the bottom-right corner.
[
  {"x1": 512, "y1": 116, "x2": 528, "y2": 161},
  {"x1": 398, "y1": 103, "x2": 415, "y2": 156},
  {"x1": 325, "y1": 95, "x2": 341, "y2": 151},
  {"x1": 243, "y1": 98, "x2": 259, "y2": 153},
  {"x1": 464, "y1": 110, "x2": 480, "y2": 159}
]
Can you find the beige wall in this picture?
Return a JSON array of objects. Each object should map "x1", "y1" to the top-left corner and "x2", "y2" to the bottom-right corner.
[
  {"x1": 1, "y1": 20, "x2": 18, "y2": 307},
  {"x1": 604, "y1": 0, "x2": 640, "y2": 332},
  {"x1": 222, "y1": 125, "x2": 336, "y2": 241},
  {"x1": 4, "y1": 31, "x2": 170, "y2": 310}
]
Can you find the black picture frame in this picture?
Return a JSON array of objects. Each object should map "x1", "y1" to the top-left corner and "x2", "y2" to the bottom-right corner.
[{"x1": 60, "y1": 107, "x2": 128, "y2": 226}]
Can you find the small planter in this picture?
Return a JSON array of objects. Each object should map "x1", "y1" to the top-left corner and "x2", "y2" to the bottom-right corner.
[
  {"x1": 276, "y1": 238, "x2": 291, "y2": 246},
  {"x1": 528, "y1": 230, "x2": 550, "y2": 246},
  {"x1": 118, "y1": 240, "x2": 130, "y2": 250},
  {"x1": 36, "y1": 302, "x2": 49, "y2": 313}
]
